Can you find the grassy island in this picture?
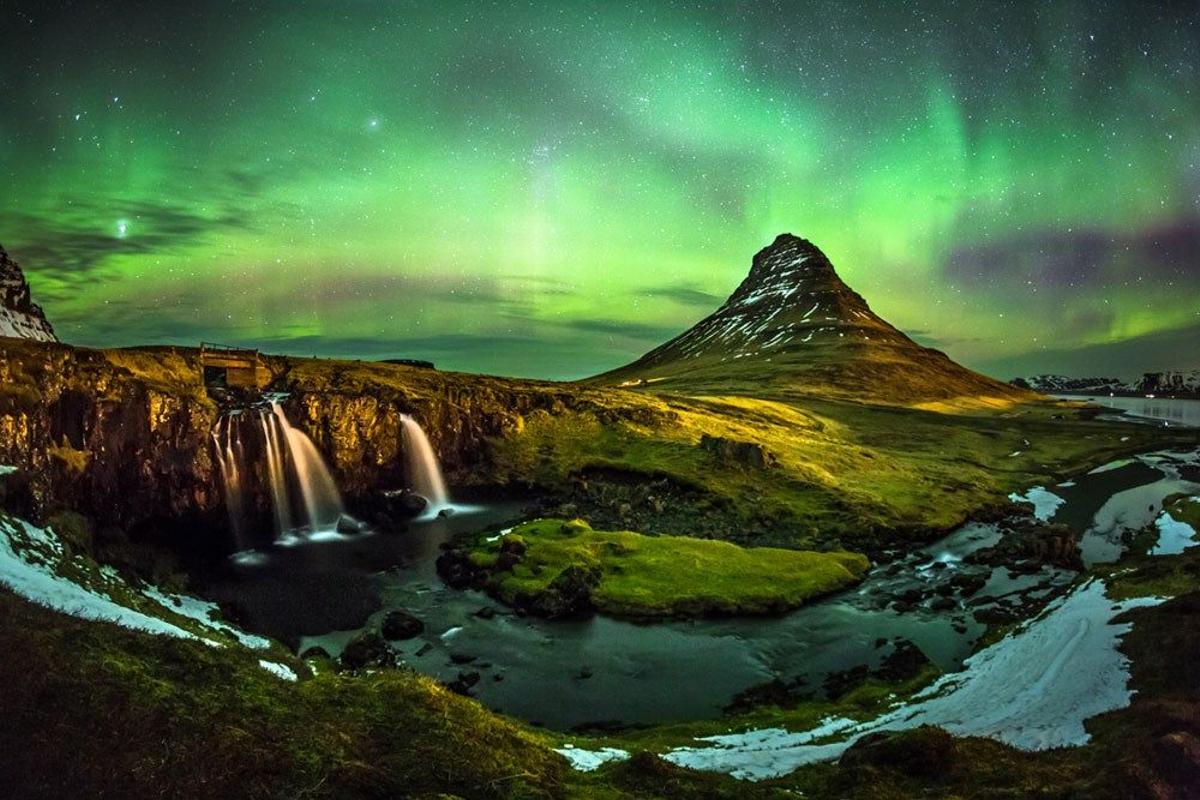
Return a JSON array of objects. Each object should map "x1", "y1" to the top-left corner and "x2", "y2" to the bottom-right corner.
[{"x1": 456, "y1": 518, "x2": 871, "y2": 618}]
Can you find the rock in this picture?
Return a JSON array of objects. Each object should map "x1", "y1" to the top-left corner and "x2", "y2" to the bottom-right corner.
[
  {"x1": 875, "y1": 639, "x2": 932, "y2": 682},
  {"x1": 446, "y1": 670, "x2": 481, "y2": 695},
  {"x1": 383, "y1": 488, "x2": 428, "y2": 517},
  {"x1": 340, "y1": 631, "x2": 392, "y2": 670},
  {"x1": 380, "y1": 609, "x2": 424, "y2": 640},
  {"x1": 300, "y1": 646, "x2": 331, "y2": 660},
  {"x1": 0, "y1": 245, "x2": 57, "y2": 342},
  {"x1": 839, "y1": 725, "x2": 957, "y2": 777},
  {"x1": 525, "y1": 565, "x2": 600, "y2": 619},
  {"x1": 415, "y1": 643, "x2": 432, "y2": 657},
  {"x1": 929, "y1": 596, "x2": 957, "y2": 612},
  {"x1": 473, "y1": 606, "x2": 496, "y2": 620},
  {"x1": 436, "y1": 551, "x2": 477, "y2": 589},
  {"x1": 437, "y1": 507, "x2": 454, "y2": 518},
  {"x1": 950, "y1": 573, "x2": 987, "y2": 597},
  {"x1": 698, "y1": 434, "x2": 776, "y2": 469},
  {"x1": 449, "y1": 653, "x2": 476, "y2": 665},
  {"x1": 336, "y1": 514, "x2": 368, "y2": 534},
  {"x1": 577, "y1": 666, "x2": 593, "y2": 680}
]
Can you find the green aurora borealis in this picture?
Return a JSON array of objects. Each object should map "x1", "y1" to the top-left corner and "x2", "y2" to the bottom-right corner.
[{"x1": 1, "y1": 1, "x2": 1197, "y2": 379}]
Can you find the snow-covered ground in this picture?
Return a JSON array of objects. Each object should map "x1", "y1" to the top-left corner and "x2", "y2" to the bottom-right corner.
[
  {"x1": 0, "y1": 514, "x2": 219, "y2": 645},
  {"x1": 563, "y1": 580, "x2": 1160, "y2": 780},
  {"x1": 0, "y1": 511, "x2": 288, "y2": 683},
  {"x1": 1149, "y1": 509, "x2": 1198, "y2": 556},
  {"x1": 1007, "y1": 486, "x2": 1064, "y2": 522}
]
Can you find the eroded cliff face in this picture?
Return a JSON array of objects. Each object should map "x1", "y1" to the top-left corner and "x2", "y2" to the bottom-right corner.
[
  {"x1": 0, "y1": 340, "x2": 666, "y2": 540},
  {"x1": 0, "y1": 340, "x2": 220, "y2": 531}
]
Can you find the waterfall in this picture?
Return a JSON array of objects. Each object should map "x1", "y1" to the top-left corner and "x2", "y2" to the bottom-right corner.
[
  {"x1": 214, "y1": 401, "x2": 347, "y2": 545},
  {"x1": 400, "y1": 414, "x2": 449, "y2": 508},
  {"x1": 212, "y1": 416, "x2": 246, "y2": 548},
  {"x1": 260, "y1": 410, "x2": 294, "y2": 535},
  {"x1": 271, "y1": 403, "x2": 344, "y2": 530}
]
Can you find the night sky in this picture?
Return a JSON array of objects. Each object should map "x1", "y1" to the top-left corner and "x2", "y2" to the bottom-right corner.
[{"x1": 1, "y1": 1, "x2": 1197, "y2": 380}]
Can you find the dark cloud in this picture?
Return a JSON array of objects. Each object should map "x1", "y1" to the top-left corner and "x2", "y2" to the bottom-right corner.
[
  {"x1": 943, "y1": 217, "x2": 1200, "y2": 294},
  {"x1": 560, "y1": 317, "x2": 684, "y2": 343},
  {"x1": 977, "y1": 321, "x2": 1200, "y2": 381},
  {"x1": 643, "y1": 284, "x2": 723, "y2": 309}
]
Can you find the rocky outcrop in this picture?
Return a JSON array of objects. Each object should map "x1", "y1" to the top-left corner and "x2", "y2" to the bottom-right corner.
[
  {"x1": 699, "y1": 434, "x2": 776, "y2": 469},
  {"x1": 0, "y1": 245, "x2": 56, "y2": 342}
]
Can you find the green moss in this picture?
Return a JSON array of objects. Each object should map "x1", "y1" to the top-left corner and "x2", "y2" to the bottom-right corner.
[
  {"x1": 47, "y1": 441, "x2": 90, "y2": 474},
  {"x1": 0, "y1": 589, "x2": 565, "y2": 800},
  {"x1": 467, "y1": 518, "x2": 870, "y2": 618}
]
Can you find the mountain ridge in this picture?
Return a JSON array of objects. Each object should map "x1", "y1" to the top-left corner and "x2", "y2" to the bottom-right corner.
[
  {"x1": 592, "y1": 233, "x2": 1030, "y2": 405},
  {"x1": 0, "y1": 244, "x2": 57, "y2": 343}
]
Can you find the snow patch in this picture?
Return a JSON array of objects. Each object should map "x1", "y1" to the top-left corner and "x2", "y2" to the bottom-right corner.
[
  {"x1": 1149, "y1": 511, "x2": 1197, "y2": 556},
  {"x1": 0, "y1": 515, "x2": 219, "y2": 645},
  {"x1": 258, "y1": 660, "x2": 299, "y2": 682},
  {"x1": 144, "y1": 586, "x2": 271, "y2": 649},
  {"x1": 645, "y1": 581, "x2": 1158, "y2": 780},
  {"x1": 1008, "y1": 486, "x2": 1064, "y2": 522},
  {"x1": 554, "y1": 744, "x2": 630, "y2": 771}
]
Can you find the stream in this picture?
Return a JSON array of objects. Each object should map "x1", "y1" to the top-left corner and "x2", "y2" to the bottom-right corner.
[{"x1": 201, "y1": 437, "x2": 1199, "y2": 731}]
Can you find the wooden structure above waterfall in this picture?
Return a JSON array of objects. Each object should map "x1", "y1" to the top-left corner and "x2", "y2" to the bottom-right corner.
[{"x1": 200, "y1": 342, "x2": 270, "y2": 389}]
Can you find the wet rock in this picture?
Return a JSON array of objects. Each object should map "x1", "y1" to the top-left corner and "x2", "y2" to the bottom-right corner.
[
  {"x1": 876, "y1": 639, "x2": 932, "y2": 682},
  {"x1": 449, "y1": 653, "x2": 476, "y2": 665},
  {"x1": 577, "y1": 666, "x2": 593, "y2": 680},
  {"x1": 382, "y1": 488, "x2": 427, "y2": 517},
  {"x1": 437, "y1": 507, "x2": 454, "y2": 518},
  {"x1": 929, "y1": 596, "x2": 957, "y2": 612},
  {"x1": 473, "y1": 606, "x2": 497, "y2": 620},
  {"x1": 435, "y1": 550, "x2": 477, "y2": 589},
  {"x1": 446, "y1": 670, "x2": 481, "y2": 695},
  {"x1": 839, "y1": 725, "x2": 957, "y2": 777},
  {"x1": 336, "y1": 514, "x2": 368, "y2": 534},
  {"x1": 724, "y1": 678, "x2": 811, "y2": 713},
  {"x1": 950, "y1": 573, "x2": 987, "y2": 597},
  {"x1": 340, "y1": 631, "x2": 392, "y2": 670},
  {"x1": 414, "y1": 642, "x2": 432, "y2": 657},
  {"x1": 381, "y1": 609, "x2": 424, "y2": 640}
]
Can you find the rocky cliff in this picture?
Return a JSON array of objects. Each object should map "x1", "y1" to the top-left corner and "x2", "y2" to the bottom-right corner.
[{"x1": 0, "y1": 245, "x2": 56, "y2": 342}]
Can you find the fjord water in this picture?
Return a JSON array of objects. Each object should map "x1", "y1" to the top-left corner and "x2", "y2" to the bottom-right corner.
[
  {"x1": 1055, "y1": 393, "x2": 1200, "y2": 428},
  {"x1": 203, "y1": 409, "x2": 1200, "y2": 730}
]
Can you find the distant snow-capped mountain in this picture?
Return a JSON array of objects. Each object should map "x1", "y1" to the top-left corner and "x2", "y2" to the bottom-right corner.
[
  {"x1": 0, "y1": 245, "x2": 56, "y2": 342},
  {"x1": 1012, "y1": 372, "x2": 1200, "y2": 398}
]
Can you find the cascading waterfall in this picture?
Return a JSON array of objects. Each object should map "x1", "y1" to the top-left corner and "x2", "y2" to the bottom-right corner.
[
  {"x1": 400, "y1": 414, "x2": 449, "y2": 509},
  {"x1": 271, "y1": 403, "x2": 344, "y2": 530},
  {"x1": 212, "y1": 415, "x2": 246, "y2": 548},
  {"x1": 213, "y1": 400, "x2": 346, "y2": 545}
]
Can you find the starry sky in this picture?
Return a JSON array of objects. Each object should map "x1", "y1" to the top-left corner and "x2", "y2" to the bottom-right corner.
[{"x1": 1, "y1": 0, "x2": 1197, "y2": 380}]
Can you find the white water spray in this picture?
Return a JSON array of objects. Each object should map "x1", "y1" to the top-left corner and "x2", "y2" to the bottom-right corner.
[
  {"x1": 216, "y1": 401, "x2": 346, "y2": 542},
  {"x1": 400, "y1": 414, "x2": 449, "y2": 509}
]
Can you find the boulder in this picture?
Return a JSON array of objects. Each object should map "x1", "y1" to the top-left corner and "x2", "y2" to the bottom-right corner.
[
  {"x1": 839, "y1": 725, "x2": 957, "y2": 777},
  {"x1": 698, "y1": 434, "x2": 776, "y2": 469},
  {"x1": 381, "y1": 609, "x2": 424, "y2": 640},
  {"x1": 340, "y1": 631, "x2": 392, "y2": 670},
  {"x1": 526, "y1": 565, "x2": 600, "y2": 619},
  {"x1": 383, "y1": 489, "x2": 428, "y2": 517}
]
